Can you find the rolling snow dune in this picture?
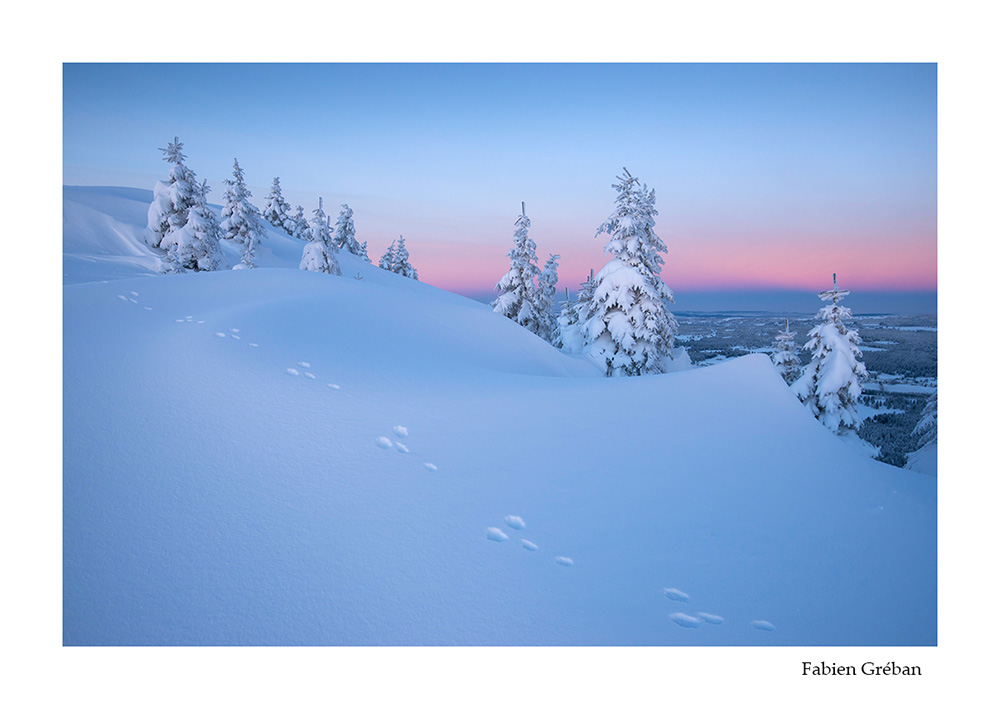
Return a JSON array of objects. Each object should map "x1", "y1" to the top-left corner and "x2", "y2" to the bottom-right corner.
[{"x1": 62, "y1": 186, "x2": 936, "y2": 645}]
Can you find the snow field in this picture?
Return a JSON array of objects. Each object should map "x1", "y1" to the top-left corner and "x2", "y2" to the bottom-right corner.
[{"x1": 62, "y1": 186, "x2": 936, "y2": 646}]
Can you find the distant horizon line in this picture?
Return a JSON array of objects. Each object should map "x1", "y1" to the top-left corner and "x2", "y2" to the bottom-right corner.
[{"x1": 456, "y1": 287, "x2": 938, "y2": 316}]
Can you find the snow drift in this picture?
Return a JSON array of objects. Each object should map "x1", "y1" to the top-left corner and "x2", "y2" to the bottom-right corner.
[{"x1": 62, "y1": 186, "x2": 936, "y2": 645}]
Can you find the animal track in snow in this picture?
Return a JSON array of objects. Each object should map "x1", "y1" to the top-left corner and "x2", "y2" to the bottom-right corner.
[
  {"x1": 130, "y1": 291, "x2": 139, "y2": 297},
  {"x1": 285, "y1": 368, "x2": 299, "y2": 376},
  {"x1": 394, "y1": 442, "x2": 410, "y2": 454},
  {"x1": 230, "y1": 328, "x2": 239, "y2": 333},
  {"x1": 750, "y1": 620, "x2": 776, "y2": 632},
  {"x1": 249, "y1": 343, "x2": 259, "y2": 347},
  {"x1": 662, "y1": 588, "x2": 690, "y2": 602},
  {"x1": 231, "y1": 335, "x2": 241, "y2": 340},
  {"x1": 393, "y1": 426, "x2": 408, "y2": 438},
  {"x1": 143, "y1": 306, "x2": 153, "y2": 311},
  {"x1": 520, "y1": 540, "x2": 538, "y2": 551},
  {"x1": 423, "y1": 463, "x2": 437, "y2": 471},
  {"x1": 487, "y1": 527, "x2": 509, "y2": 542},
  {"x1": 327, "y1": 383, "x2": 340, "y2": 389},
  {"x1": 375, "y1": 436, "x2": 393, "y2": 449},
  {"x1": 504, "y1": 515, "x2": 525, "y2": 530},
  {"x1": 297, "y1": 361, "x2": 310, "y2": 368},
  {"x1": 303, "y1": 372, "x2": 315, "y2": 379},
  {"x1": 117, "y1": 294, "x2": 129, "y2": 302},
  {"x1": 215, "y1": 332, "x2": 226, "y2": 338},
  {"x1": 698, "y1": 613, "x2": 724, "y2": 625},
  {"x1": 670, "y1": 613, "x2": 701, "y2": 629},
  {"x1": 554, "y1": 556, "x2": 574, "y2": 567}
]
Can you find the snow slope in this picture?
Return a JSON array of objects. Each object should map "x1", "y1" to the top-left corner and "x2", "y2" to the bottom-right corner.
[{"x1": 62, "y1": 186, "x2": 936, "y2": 645}]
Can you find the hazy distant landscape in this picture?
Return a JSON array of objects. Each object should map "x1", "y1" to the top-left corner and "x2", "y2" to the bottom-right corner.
[{"x1": 671, "y1": 311, "x2": 936, "y2": 468}]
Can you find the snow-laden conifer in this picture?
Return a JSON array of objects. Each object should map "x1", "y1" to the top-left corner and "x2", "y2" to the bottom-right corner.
[
  {"x1": 554, "y1": 270, "x2": 596, "y2": 352},
  {"x1": 219, "y1": 159, "x2": 266, "y2": 268},
  {"x1": 771, "y1": 319, "x2": 802, "y2": 385},
  {"x1": 160, "y1": 179, "x2": 227, "y2": 272},
  {"x1": 390, "y1": 236, "x2": 419, "y2": 280},
  {"x1": 331, "y1": 204, "x2": 369, "y2": 261},
  {"x1": 299, "y1": 197, "x2": 341, "y2": 275},
  {"x1": 493, "y1": 202, "x2": 544, "y2": 335},
  {"x1": 261, "y1": 177, "x2": 291, "y2": 230},
  {"x1": 146, "y1": 137, "x2": 199, "y2": 250},
  {"x1": 791, "y1": 275, "x2": 868, "y2": 433},
  {"x1": 580, "y1": 169, "x2": 678, "y2": 376},
  {"x1": 379, "y1": 239, "x2": 397, "y2": 270},
  {"x1": 287, "y1": 205, "x2": 311, "y2": 241},
  {"x1": 536, "y1": 254, "x2": 561, "y2": 343}
]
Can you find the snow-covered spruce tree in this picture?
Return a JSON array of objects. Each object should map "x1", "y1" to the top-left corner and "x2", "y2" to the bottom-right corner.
[
  {"x1": 536, "y1": 254, "x2": 561, "y2": 343},
  {"x1": 160, "y1": 179, "x2": 226, "y2": 272},
  {"x1": 390, "y1": 236, "x2": 419, "y2": 280},
  {"x1": 331, "y1": 204, "x2": 369, "y2": 261},
  {"x1": 146, "y1": 137, "x2": 199, "y2": 250},
  {"x1": 771, "y1": 319, "x2": 802, "y2": 385},
  {"x1": 299, "y1": 197, "x2": 341, "y2": 275},
  {"x1": 791, "y1": 275, "x2": 868, "y2": 434},
  {"x1": 554, "y1": 270, "x2": 596, "y2": 352},
  {"x1": 492, "y1": 202, "x2": 544, "y2": 336},
  {"x1": 581, "y1": 169, "x2": 678, "y2": 376},
  {"x1": 287, "y1": 205, "x2": 311, "y2": 240},
  {"x1": 220, "y1": 159, "x2": 267, "y2": 251},
  {"x1": 261, "y1": 177, "x2": 291, "y2": 230},
  {"x1": 379, "y1": 239, "x2": 397, "y2": 270}
]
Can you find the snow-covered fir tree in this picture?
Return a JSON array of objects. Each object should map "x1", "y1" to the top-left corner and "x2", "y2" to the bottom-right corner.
[
  {"x1": 390, "y1": 236, "x2": 419, "y2": 280},
  {"x1": 580, "y1": 169, "x2": 678, "y2": 376},
  {"x1": 146, "y1": 137, "x2": 199, "y2": 250},
  {"x1": 299, "y1": 197, "x2": 341, "y2": 275},
  {"x1": 261, "y1": 177, "x2": 291, "y2": 231},
  {"x1": 791, "y1": 275, "x2": 868, "y2": 434},
  {"x1": 287, "y1": 205, "x2": 311, "y2": 241},
  {"x1": 536, "y1": 254, "x2": 561, "y2": 343},
  {"x1": 331, "y1": 204, "x2": 369, "y2": 261},
  {"x1": 912, "y1": 389, "x2": 937, "y2": 449},
  {"x1": 905, "y1": 389, "x2": 937, "y2": 473},
  {"x1": 220, "y1": 159, "x2": 267, "y2": 250},
  {"x1": 771, "y1": 319, "x2": 802, "y2": 385},
  {"x1": 160, "y1": 179, "x2": 226, "y2": 272},
  {"x1": 492, "y1": 202, "x2": 544, "y2": 336},
  {"x1": 554, "y1": 270, "x2": 596, "y2": 352}
]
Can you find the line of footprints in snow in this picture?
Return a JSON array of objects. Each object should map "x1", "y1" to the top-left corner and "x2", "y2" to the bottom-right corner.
[{"x1": 121, "y1": 289, "x2": 776, "y2": 634}]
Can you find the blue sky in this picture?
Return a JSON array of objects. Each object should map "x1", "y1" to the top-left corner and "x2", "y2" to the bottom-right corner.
[{"x1": 63, "y1": 63, "x2": 936, "y2": 302}]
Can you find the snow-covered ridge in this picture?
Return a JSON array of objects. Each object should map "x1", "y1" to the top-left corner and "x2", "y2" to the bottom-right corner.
[{"x1": 63, "y1": 186, "x2": 936, "y2": 645}]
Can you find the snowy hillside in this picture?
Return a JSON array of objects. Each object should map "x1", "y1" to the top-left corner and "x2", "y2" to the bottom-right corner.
[{"x1": 62, "y1": 186, "x2": 936, "y2": 645}]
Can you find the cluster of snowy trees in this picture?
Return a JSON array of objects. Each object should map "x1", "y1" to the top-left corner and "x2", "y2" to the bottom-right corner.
[
  {"x1": 379, "y1": 237, "x2": 419, "y2": 280},
  {"x1": 145, "y1": 137, "x2": 418, "y2": 279},
  {"x1": 768, "y1": 275, "x2": 869, "y2": 437},
  {"x1": 492, "y1": 203, "x2": 559, "y2": 343},
  {"x1": 496, "y1": 170, "x2": 679, "y2": 377}
]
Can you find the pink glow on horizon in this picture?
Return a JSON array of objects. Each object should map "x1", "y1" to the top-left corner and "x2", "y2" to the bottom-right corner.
[{"x1": 411, "y1": 231, "x2": 937, "y2": 296}]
